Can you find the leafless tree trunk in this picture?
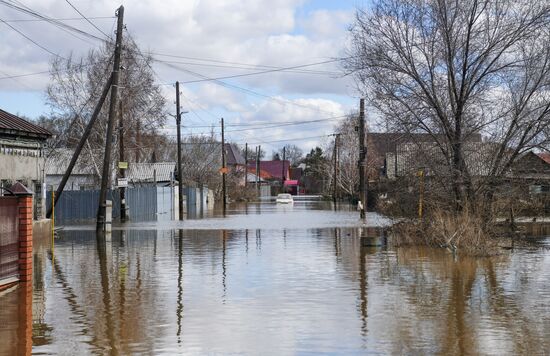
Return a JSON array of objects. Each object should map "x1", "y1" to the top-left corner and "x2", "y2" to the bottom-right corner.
[
  {"x1": 346, "y1": 0, "x2": 550, "y2": 213},
  {"x1": 46, "y1": 36, "x2": 167, "y2": 179}
]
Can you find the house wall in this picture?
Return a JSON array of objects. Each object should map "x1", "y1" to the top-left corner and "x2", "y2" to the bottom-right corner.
[
  {"x1": 0, "y1": 151, "x2": 45, "y2": 219},
  {"x1": 0, "y1": 153, "x2": 43, "y2": 183}
]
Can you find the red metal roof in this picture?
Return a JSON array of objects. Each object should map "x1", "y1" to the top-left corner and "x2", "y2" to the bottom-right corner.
[
  {"x1": 246, "y1": 166, "x2": 272, "y2": 179},
  {"x1": 538, "y1": 153, "x2": 550, "y2": 165},
  {"x1": 255, "y1": 160, "x2": 290, "y2": 180},
  {"x1": 0, "y1": 109, "x2": 52, "y2": 139}
]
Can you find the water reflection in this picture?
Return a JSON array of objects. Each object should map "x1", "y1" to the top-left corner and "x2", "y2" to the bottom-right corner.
[
  {"x1": 0, "y1": 206, "x2": 550, "y2": 354},
  {"x1": 176, "y1": 230, "x2": 183, "y2": 344}
]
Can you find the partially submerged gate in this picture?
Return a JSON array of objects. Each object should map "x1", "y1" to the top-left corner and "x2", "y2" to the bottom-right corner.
[{"x1": 0, "y1": 197, "x2": 19, "y2": 284}]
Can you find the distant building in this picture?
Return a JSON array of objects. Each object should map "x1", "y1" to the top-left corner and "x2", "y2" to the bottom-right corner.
[
  {"x1": 0, "y1": 109, "x2": 52, "y2": 219},
  {"x1": 45, "y1": 148, "x2": 99, "y2": 191},
  {"x1": 127, "y1": 162, "x2": 176, "y2": 186},
  {"x1": 254, "y1": 160, "x2": 291, "y2": 181},
  {"x1": 245, "y1": 168, "x2": 272, "y2": 184},
  {"x1": 225, "y1": 143, "x2": 246, "y2": 168},
  {"x1": 368, "y1": 132, "x2": 482, "y2": 180}
]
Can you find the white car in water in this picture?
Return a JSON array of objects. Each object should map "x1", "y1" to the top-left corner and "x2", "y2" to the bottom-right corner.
[{"x1": 276, "y1": 193, "x2": 294, "y2": 204}]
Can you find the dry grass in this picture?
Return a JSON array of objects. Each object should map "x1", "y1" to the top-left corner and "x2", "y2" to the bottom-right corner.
[{"x1": 391, "y1": 208, "x2": 501, "y2": 256}]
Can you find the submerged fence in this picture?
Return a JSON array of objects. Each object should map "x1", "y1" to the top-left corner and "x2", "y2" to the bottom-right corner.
[
  {"x1": 47, "y1": 186, "x2": 211, "y2": 223},
  {"x1": 46, "y1": 186, "x2": 175, "y2": 223}
]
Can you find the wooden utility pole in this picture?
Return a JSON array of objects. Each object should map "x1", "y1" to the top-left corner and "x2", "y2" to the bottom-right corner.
[
  {"x1": 333, "y1": 133, "x2": 340, "y2": 204},
  {"x1": 118, "y1": 100, "x2": 127, "y2": 221},
  {"x1": 97, "y1": 5, "x2": 124, "y2": 230},
  {"x1": 282, "y1": 146, "x2": 286, "y2": 186},
  {"x1": 46, "y1": 74, "x2": 113, "y2": 219},
  {"x1": 176, "y1": 81, "x2": 184, "y2": 220},
  {"x1": 244, "y1": 143, "x2": 248, "y2": 187},
  {"x1": 418, "y1": 169, "x2": 424, "y2": 219},
  {"x1": 256, "y1": 146, "x2": 260, "y2": 195},
  {"x1": 358, "y1": 98, "x2": 367, "y2": 220},
  {"x1": 221, "y1": 118, "x2": 227, "y2": 214},
  {"x1": 135, "y1": 119, "x2": 141, "y2": 162}
]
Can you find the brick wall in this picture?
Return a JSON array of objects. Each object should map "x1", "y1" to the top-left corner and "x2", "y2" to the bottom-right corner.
[{"x1": 18, "y1": 195, "x2": 33, "y2": 282}]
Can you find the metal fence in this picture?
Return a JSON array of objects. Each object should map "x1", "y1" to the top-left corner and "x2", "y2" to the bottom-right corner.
[{"x1": 47, "y1": 186, "x2": 175, "y2": 223}]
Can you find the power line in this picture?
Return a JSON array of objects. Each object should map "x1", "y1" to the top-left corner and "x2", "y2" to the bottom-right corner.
[
  {"x1": 64, "y1": 0, "x2": 110, "y2": 38},
  {"x1": 246, "y1": 134, "x2": 331, "y2": 145},
  {"x1": 0, "y1": 0, "x2": 107, "y2": 42},
  {"x1": 161, "y1": 63, "x2": 338, "y2": 115},
  {"x1": 151, "y1": 58, "x2": 340, "y2": 75},
  {"x1": 152, "y1": 51, "x2": 343, "y2": 74},
  {"x1": 156, "y1": 58, "x2": 343, "y2": 84},
  {"x1": 161, "y1": 133, "x2": 330, "y2": 145},
  {"x1": 159, "y1": 115, "x2": 346, "y2": 132},
  {"x1": 1, "y1": 16, "x2": 114, "y2": 22},
  {"x1": 4, "y1": 0, "x2": 102, "y2": 46},
  {"x1": 0, "y1": 62, "x2": 97, "y2": 81},
  {"x1": 0, "y1": 16, "x2": 66, "y2": 59}
]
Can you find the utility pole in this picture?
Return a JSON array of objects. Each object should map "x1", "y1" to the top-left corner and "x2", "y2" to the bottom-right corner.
[
  {"x1": 118, "y1": 100, "x2": 127, "y2": 221},
  {"x1": 358, "y1": 98, "x2": 367, "y2": 220},
  {"x1": 176, "y1": 81, "x2": 184, "y2": 220},
  {"x1": 418, "y1": 168, "x2": 424, "y2": 219},
  {"x1": 136, "y1": 119, "x2": 141, "y2": 162},
  {"x1": 282, "y1": 146, "x2": 286, "y2": 187},
  {"x1": 256, "y1": 146, "x2": 260, "y2": 196},
  {"x1": 221, "y1": 118, "x2": 227, "y2": 214},
  {"x1": 333, "y1": 133, "x2": 340, "y2": 204},
  {"x1": 46, "y1": 74, "x2": 113, "y2": 219},
  {"x1": 244, "y1": 143, "x2": 248, "y2": 187},
  {"x1": 97, "y1": 5, "x2": 124, "y2": 231}
]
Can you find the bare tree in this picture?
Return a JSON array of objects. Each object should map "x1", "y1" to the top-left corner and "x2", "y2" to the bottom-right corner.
[
  {"x1": 346, "y1": 0, "x2": 550, "y2": 213},
  {"x1": 243, "y1": 146, "x2": 266, "y2": 162},
  {"x1": 275, "y1": 144, "x2": 304, "y2": 166},
  {"x1": 177, "y1": 133, "x2": 222, "y2": 191},
  {"x1": 46, "y1": 35, "x2": 167, "y2": 176},
  {"x1": 323, "y1": 115, "x2": 380, "y2": 198}
]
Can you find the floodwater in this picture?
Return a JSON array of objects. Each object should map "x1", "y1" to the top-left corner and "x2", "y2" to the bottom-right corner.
[{"x1": 1, "y1": 202, "x2": 550, "y2": 355}]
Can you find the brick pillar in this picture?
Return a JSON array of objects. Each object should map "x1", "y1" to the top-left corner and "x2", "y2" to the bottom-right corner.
[
  {"x1": 16, "y1": 280, "x2": 33, "y2": 355},
  {"x1": 17, "y1": 195, "x2": 33, "y2": 282}
]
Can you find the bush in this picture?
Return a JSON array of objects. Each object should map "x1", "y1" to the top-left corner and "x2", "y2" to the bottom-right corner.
[{"x1": 391, "y1": 208, "x2": 500, "y2": 256}]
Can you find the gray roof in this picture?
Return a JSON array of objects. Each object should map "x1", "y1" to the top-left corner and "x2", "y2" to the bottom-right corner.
[
  {"x1": 127, "y1": 162, "x2": 176, "y2": 183},
  {"x1": 45, "y1": 149, "x2": 97, "y2": 176},
  {"x1": 225, "y1": 143, "x2": 245, "y2": 165}
]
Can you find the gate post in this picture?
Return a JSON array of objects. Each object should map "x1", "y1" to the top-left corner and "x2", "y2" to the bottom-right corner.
[{"x1": 12, "y1": 183, "x2": 34, "y2": 282}]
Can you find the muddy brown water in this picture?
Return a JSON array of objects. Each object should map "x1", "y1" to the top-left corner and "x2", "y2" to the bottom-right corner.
[{"x1": 1, "y1": 202, "x2": 549, "y2": 355}]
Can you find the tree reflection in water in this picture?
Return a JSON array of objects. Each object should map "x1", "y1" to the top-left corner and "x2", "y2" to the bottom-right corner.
[{"x1": 1, "y1": 219, "x2": 549, "y2": 354}]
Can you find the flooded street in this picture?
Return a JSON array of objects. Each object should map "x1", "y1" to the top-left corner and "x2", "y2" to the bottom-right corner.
[{"x1": 2, "y1": 202, "x2": 550, "y2": 355}]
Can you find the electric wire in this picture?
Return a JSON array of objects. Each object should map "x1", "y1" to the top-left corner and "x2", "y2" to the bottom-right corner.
[
  {"x1": 161, "y1": 62, "x2": 339, "y2": 115},
  {"x1": 0, "y1": 16, "x2": 66, "y2": 59},
  {"x1": 152, "y1": 58, "x2": 340, "y2": 76},
  {"x1": 0, "y1": 0, "x2": 108, "y2": 42},
  {"x1": 151, "y1": 51, "x2": 342, "y2": 75},
  {"x1": 1, "y1": 15, "x2": 114, "y2": 22},
  {"x1": 63, "y1": 0, "x2": 111, "y2": 38}
]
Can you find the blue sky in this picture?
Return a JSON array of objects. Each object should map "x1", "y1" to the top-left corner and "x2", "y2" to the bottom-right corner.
[{"x1": 0, "y1": 0, "x2": 367, "y2": 152}]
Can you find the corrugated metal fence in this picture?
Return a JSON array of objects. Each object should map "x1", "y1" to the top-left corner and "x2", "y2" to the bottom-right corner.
[{"x1": 47, "y1": 186, "x2": 175, "y2": 223}]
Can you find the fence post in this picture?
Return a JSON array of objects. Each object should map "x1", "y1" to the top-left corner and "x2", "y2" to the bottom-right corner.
[{"x1": 13, "y1": 184, "x2": 34, "y2": 283}]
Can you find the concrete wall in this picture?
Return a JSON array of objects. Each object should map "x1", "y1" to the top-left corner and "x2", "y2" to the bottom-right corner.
[
  {"x1": 0, "y1": 153, "x2": 43, "y2": 183},
  {"x1": 0, "y1": 152, "x2": 46, "y2": 219}
]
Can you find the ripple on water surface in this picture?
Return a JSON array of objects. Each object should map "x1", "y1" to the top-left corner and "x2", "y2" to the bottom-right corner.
[{"x1": 0, "y1": 204, "x2": 549, "y2": 355}]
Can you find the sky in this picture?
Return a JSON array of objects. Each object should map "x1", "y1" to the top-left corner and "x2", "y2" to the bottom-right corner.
[{"x1": 0, "y1": 0, "x2": 368, "y2": 154}]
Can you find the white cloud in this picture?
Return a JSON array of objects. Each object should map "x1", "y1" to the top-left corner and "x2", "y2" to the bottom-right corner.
[{"x1": 0, "y1": 0, "x2": 358, "y2": 151}]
